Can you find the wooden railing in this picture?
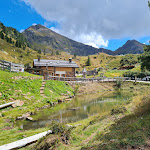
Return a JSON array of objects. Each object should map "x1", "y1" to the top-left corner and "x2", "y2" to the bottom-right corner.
[
  {"x1": 0, "y1": 59, "x2": 24, "y2": 72},
  {"x1": 47, "y1": 76, "x2": 129, "y2": 82}
]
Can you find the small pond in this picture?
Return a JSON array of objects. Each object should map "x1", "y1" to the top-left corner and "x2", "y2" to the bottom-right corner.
[{"x1": 17, "y1": 90, "x2": 132, "y2": 130}]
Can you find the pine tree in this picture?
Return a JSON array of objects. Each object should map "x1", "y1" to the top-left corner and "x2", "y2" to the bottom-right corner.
[
  {"x1": 86, "y1": 56, "x2": 91, "y2": 66},
  {"x1": 23, "y1": 44, "x2": 26, "y2": 50},
  {"x1": 0, "y1": 32, "x2": 4, "y2": 39},
  {"x1": 38, "y1": 49, "x2": 41, "y2": 54},
  {"x1": 6, "y1": 35, "x2": 9, "y2": 42},
  {"x1": 18, "y1": 41, "x2": 22, "y2": 48},
  {"x1": 56, "y1": 50, "x2": 59, "y2": 55},
  {"x1": 15, "y1": 40, "x2": 19, "y2": 47},
  {"x1": 51, "y1": 50, "x2": 54, "y2": 56},
  {"x1": 9, "y1": 37, "x2": 12, "y2": 43},
  {"x1": 44, "y1": 49, "x2": 46, "y2": 55}
]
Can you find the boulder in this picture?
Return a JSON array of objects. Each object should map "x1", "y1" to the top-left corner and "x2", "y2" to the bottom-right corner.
[
  {"x1": 12, "y1": 100, "x2": 24, "y2": 108},
  {"x1": 16, "y1": 116, "x2": 24, "y2": 120},
  {"x1": 65, "y1": 99, "x2": 72, "y2": 101},
  {"x1": 26, "y1": 117, "x2": 33, "y2": 121},
  {"x1": 22, "y1": 113, "x2": 30, "y2": 119}
]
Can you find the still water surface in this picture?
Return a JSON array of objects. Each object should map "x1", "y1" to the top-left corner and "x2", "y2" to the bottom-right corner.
[{"x1": 18, "y1": 91, "x2": 132, "y2": 130}]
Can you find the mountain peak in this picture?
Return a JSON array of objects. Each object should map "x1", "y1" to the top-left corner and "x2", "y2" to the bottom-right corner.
[
  {"x1": 30, "y1": 24, "x2": 47, "y2": 30},
  {"x1": 126, "y1": 39, "x2": 139, "y2": 43},
  {"x1": 114, "y1": 39, "x2": 144, "y2": 55}
]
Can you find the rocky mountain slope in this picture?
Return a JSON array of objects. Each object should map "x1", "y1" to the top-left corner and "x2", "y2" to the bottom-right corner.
[
  {"x1": 23, "y1": 24, "x2": 144, "y2": 56},
  {"x1": 23, "y1": 24, "x2": 112, "y2": 56},
  {"x1": 114, "y1": 40, "x2": 144, "y2": 55}
]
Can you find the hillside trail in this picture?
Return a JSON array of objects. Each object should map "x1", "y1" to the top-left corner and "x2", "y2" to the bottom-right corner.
[{"x1": 40, "y1": 80, "x2": 46, "y2": 97}]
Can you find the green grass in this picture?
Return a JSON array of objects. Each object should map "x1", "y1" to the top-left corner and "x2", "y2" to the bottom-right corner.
[
  {"x1": 0, "y1": 70, "x2": 74, "y2": 146},
  {"x1": 44, "y1": 80, "x2": 74, "y2": 100},
  {"x1": 0, "y1": 69, "x2": 41, "y2": 80},
  {"x1": 99, "y1": 70, "x2": 127, "y2": 77},
  {"x1": 0, "y1": 126, "x2": 48, "y2": 146},
  {"x1": 83, "y1": 93, "x2": 150, "y2": 150}
]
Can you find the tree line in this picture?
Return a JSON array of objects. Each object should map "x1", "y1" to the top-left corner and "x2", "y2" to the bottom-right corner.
[{"x1": 0, "y1": 22, "x2": 31, "y2": 50}]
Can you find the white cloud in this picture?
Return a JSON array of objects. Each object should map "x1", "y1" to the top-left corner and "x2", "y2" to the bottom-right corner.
[
  {"x1": 86, "y1": 43, "x2": 99, "y2": 48},
  {"x1": 32, "y1": 23, "x2": 37, "y2": 26},
  {"x1": 74, "y1": 33, "x2": 109, "y2": 48},
  {"x1": 20, "y1": 29, "x2": 25, "y2": 33},
  {"x1": 22, "y1": 0, "x2": 150, "y2": 47},
  {"x1": 50, "y1": 27, "x2": 109, "y2": 48},
  {"x1": 50, "y1": 27, "x2": 61, "y2": 34}
]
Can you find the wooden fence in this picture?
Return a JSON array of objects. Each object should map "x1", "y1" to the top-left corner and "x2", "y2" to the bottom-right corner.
[
  {"x1": 47, "y1": 76, "x2": 129, "y2": 82},
  {"x1": 0, "y1": 59, "x2": 24, "y2": 72}
]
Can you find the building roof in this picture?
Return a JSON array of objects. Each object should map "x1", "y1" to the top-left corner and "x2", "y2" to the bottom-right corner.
[
  {"x1": 82, "y1": 67, "x2": 87, "y2": 73},
  {"x1": 33, "y1": 59, "x2": 79, "y2": 68}
]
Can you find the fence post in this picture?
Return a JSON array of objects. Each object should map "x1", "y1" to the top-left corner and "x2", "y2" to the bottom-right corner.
[
  {"x1": 9, "y1": 62, "x2": 11, "y2": 72},
  {"x1": 3, "y1": 60, "x2": 4, "y2": 70}
]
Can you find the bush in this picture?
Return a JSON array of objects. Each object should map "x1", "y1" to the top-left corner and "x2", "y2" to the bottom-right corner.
[
  {"x1": 123, "y1": 71, "x2": 150, "y2": 78},
  {"x1": 111, "y1": 106, "x2": 127, "y2": 115},
  {"x1": 115, "y1": 78, "x2": 123, "y2": 89}
]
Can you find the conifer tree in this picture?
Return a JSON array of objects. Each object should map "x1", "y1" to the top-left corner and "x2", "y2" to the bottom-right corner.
[
  {"x1": 86, "y1": 56, "x2": 91, "y2": 66},
  {"x1": 0, "y1": 32, "x2": 4, "y2": 39},
  {"x1": 44, "y1": 49, "x2": 46, "y2": 55},
  {"x1": 56, "y1": 50, "x2": 60, "y2": 55},
  {"x1": 38, "y1": 49, "x2": 41, "y2": 54},
  {"x1": 15, "y1": 40, "x2": 19, "y2": 47}
]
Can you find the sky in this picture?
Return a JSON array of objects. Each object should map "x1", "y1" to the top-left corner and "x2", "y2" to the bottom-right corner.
[{"x1": 0, "y1": 0, "x2": 150, "y2": 50}]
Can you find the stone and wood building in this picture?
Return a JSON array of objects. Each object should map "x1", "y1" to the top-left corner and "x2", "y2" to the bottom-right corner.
[{"x1": 27, "y1": 58, "x2": 79, "y2": 79}]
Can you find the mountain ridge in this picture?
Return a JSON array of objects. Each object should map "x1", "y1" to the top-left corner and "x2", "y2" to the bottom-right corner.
[{"x1": 23, "y1": 24, "x2": 145, "y2": 56}]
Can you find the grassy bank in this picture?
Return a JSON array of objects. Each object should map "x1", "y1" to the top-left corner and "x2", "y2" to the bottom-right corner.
[
  {"x1": 0, "y1": 70, "x2": 74, "y2": 145},
  {"x1": 27, "y1": 82, "x2": 150, "y2": 150}
]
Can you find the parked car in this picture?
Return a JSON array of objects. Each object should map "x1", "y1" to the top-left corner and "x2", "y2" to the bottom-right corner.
[{"x1": 142, "y1": 76, "x2": 150, "y2": 81}]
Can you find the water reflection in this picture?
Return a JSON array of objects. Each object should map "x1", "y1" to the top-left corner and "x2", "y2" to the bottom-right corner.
[{"x1": 20, "y1": 91, "x2": 131, "y2": 130}]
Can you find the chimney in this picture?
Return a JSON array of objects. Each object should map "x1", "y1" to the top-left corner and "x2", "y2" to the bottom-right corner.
[
  {"x1": 69, "y1": 58, "x2": 72, "y2": 63},
  {"x1": 38, "y1": 57, "x2": 40, "y2": 61}
]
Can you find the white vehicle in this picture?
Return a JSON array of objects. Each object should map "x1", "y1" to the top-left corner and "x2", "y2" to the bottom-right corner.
[{"x1": 142, "y1": 76, "x2": 150, "y2": 81}]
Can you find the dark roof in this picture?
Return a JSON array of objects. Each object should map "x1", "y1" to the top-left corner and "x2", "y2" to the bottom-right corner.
[{"x1": 33, "y1": 59, "x2": 79, "y2": 68}]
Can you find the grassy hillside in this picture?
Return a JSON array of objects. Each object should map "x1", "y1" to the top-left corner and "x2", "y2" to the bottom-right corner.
[
  {"x1": 0, "y1": 70, "x2": 74, "y2": 145},
  {"x1": 0, "y1": 38, "x2": 50, "y2": 65}
]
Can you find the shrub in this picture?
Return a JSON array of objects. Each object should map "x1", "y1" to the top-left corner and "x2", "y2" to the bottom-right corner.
[
  {"x1": 123, "y1": 71, "x2": 150, "y2": 78},
  {"x1": 115, "y1": 78, "x2": 123, "y2": 89},
  {"x1": 111, "y1": 106, "x2": 127, "y2": 115}
]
